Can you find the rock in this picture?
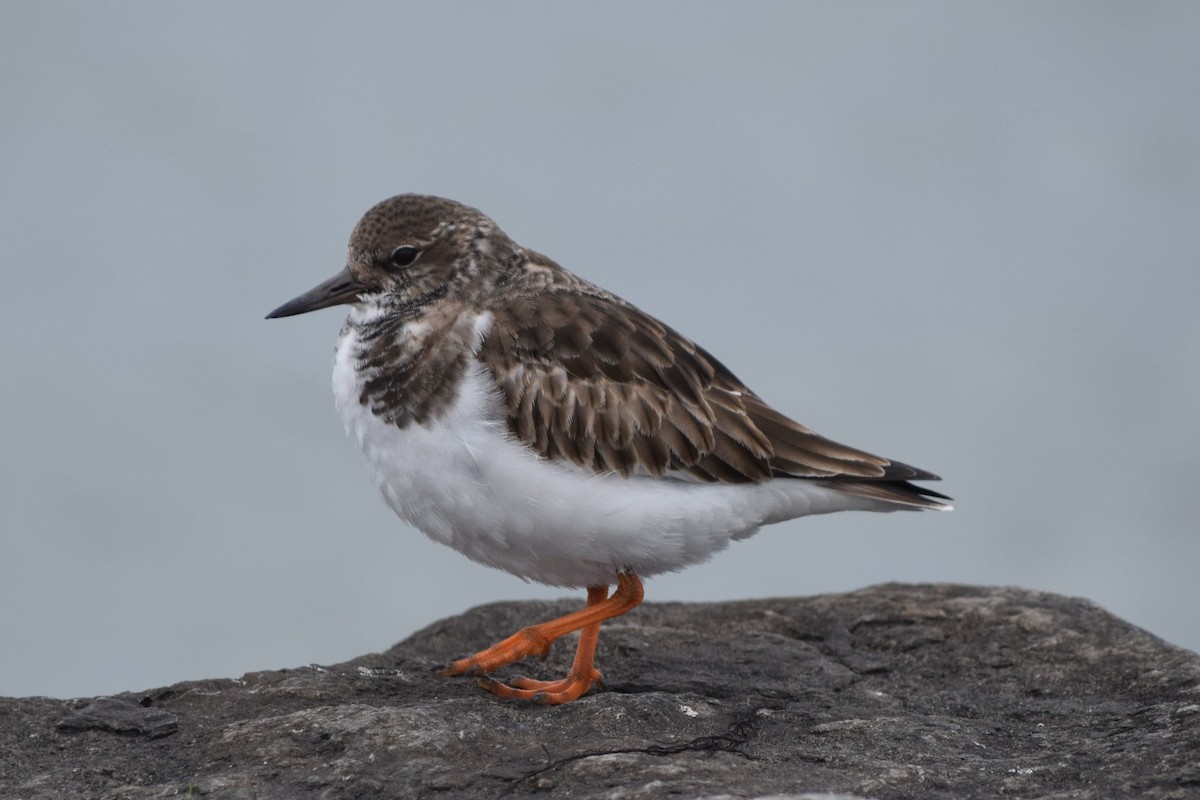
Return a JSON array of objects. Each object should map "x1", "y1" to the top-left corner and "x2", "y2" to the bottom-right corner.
[
  {"x1": 53, "y1": 696, "x2": 178, "y2": 739},
  {"x1": 2, "y1": 584, "x2": 1198, "y2": 799}
]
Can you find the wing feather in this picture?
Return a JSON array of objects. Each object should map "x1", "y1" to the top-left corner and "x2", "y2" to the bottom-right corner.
[{"x1": 479, "y1": 284, "x2": 947, "y2": 507}]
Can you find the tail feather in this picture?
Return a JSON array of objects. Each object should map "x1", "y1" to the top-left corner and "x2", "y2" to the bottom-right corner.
[{"x1": 818, "y1": 479, "x2": 953, "y2": 511}]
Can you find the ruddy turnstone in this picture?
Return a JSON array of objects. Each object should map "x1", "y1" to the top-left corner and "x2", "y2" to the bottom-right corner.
[{"x1": 267, "y1": 194, "x2": 950, "y2": 704}]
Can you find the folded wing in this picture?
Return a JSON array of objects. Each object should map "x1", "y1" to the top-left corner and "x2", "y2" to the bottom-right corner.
[{"x1": 479, "y1": 285, "x2": 949, "y2": 509}]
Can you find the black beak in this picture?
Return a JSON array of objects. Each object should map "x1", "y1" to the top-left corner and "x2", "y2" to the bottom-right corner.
[{"x1": 266, "y1": 268, "x2": 365, "y2": 319}]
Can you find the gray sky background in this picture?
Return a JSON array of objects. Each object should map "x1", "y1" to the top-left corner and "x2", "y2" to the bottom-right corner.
[{"x1": 3, "y1": 3, "x2": 1197, "y2": 699}]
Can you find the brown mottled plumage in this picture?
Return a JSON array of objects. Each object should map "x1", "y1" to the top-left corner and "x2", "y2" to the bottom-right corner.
[{"x1": 481, "y1": 279, "x2": 947, "y2": 506}]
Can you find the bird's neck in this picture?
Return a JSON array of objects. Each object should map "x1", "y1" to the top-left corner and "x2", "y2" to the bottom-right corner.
[{"x1": 342, "y1": 305, "x2": 489, "y2": 430}]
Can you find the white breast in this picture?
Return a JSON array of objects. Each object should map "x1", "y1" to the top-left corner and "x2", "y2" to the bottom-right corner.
[{"x1": 332, "y1": 313, "x2": 884, "y2": 588}]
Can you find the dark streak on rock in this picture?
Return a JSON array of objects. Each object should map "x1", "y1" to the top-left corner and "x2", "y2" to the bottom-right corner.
[{"x1": 496, "y1": 704, "x2": 770, "y2": 798}]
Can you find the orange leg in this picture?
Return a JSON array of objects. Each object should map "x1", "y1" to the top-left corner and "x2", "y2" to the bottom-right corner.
[{"x1": 439, "y1": 572, "x2": 644, "y2": 704}]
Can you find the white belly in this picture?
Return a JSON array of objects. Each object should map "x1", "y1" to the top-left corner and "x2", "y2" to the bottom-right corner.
[{"x1": 332, "y1": 322, "x2": 882, "y2": 588}]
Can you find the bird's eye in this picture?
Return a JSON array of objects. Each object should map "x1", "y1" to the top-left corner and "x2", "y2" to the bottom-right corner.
[{"x1": 389, "y1": 246, "x2": 420, "y2": 269}]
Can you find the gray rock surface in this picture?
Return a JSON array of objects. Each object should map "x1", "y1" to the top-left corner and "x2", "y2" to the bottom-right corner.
[{"x1": 2, "y1": 583, "x2": 1198, "y2": 799}]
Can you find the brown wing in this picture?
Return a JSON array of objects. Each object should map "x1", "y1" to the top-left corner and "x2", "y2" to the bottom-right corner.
[{"x1": 479, "y1": 287, "x2": 948, "y2": 507}]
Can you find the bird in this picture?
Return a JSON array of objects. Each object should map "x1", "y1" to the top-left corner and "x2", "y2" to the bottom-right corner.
[{"x1": 267, "y1": 194, "x2": 950, "y2": 704}]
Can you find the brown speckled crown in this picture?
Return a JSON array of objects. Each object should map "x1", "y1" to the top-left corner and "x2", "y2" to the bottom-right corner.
[{"x1": 350, "y1": 195, "x2": 487, "y2": 250}]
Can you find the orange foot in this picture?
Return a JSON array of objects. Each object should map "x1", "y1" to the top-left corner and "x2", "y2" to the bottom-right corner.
[
  {"x1": 439, "y1": 572, "x2": 644, "y2": 705},
  {"x1": 475, "y1": 615, "x2": 606, "y2": 704}
]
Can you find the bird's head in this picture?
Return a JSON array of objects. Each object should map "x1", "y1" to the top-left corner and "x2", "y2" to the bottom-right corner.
[{"x1": 267, "y1": 194, "x2": 516, "y2": 322}]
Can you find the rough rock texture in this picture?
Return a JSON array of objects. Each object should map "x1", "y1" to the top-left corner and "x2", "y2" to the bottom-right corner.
[{"x1": 2, "y1": 584, "x2": 1198, "y2": 799}]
